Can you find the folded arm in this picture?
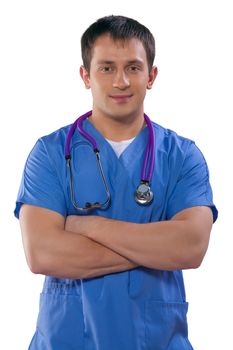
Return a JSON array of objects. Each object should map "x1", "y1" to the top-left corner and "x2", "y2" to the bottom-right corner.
[
  {"x1": 66, "y1": 206, "x2": 213, "y2": 270},
  {"x1": 19, "y1": 205, "x2": 138, "y2": 279}
]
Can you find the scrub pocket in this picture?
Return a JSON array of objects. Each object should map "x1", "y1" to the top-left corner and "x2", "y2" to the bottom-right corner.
[
  {"x1": 32, "y1": 293, "x2": 85, "y2": 350},
  {"x1": 145, "y1": 301, "x2": 193, "y2": 350}
]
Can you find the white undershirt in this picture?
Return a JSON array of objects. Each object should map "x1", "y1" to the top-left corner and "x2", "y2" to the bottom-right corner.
[{"x1": 106, "y1": 137, "x2": 135, "y2": 158}]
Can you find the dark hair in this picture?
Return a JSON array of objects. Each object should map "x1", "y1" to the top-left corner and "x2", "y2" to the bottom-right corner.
[{"x1": 81, "y1": 15, "x2": 155, "y2": 72}]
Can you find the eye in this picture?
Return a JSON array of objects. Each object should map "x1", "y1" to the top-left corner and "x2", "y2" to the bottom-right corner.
[
  {"x1": 99, "y1": 66, "x2": 113, "y2": 73},
  {"x1": 128, "y1": 65, "x2": 141, "y2": 72}
]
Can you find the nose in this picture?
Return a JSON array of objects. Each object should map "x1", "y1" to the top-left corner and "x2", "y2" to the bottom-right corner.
[{"x1": 112, "y1": 70, "x2": 130, "y2": 90}]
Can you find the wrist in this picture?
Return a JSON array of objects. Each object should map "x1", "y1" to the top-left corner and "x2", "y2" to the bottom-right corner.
[{"x1": 87, "y1": 216, "x2": 109, "y2": 240}]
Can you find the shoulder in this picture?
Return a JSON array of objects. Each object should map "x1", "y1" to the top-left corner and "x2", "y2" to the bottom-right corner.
[
  {"x1": 150, "y1": 121, "x2": 208, "y2": 177},
  {"x1": 39, "y1": 124, "x2": 71, "y2": 150},
  {"x1": 151, "y1": 121, "x2": 194, "y2": 156},
  {"x1": 25, "y1": 124, "x2": 72, "y2": 172},
  {"x1": 31, "y1": 124, "x2": 72, "y2": 161}
]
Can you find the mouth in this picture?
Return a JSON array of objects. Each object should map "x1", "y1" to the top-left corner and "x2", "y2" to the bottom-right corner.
[{"x1": 109, "y1": 94, "x2": 133, "y2": 103}]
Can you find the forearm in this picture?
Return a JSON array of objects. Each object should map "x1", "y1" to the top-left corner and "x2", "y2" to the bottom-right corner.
[
  {"x1": 75, "y1": 207, "x2": 212, "y2": 271},
  {"x1": 29, "y1": 229, "x2": 137, "y2": 279},
  {"x1": 89, "y1": 219, "x2": 197, "y2": 270},
  {"x1": 20, "y1": 205, "x2": 137, "y2": 280}
]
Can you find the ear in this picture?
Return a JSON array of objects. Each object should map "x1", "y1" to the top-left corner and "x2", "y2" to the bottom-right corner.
[
  {"x1": 80, "y1": 65, "x2": 91, "y2": 89},
  {"x1": 147, "y1": 66, "x2": 158, "y2": 90}
]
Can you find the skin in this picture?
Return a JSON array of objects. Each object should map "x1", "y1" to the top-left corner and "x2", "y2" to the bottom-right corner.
[
  {"x1": 64, "y1": 207, "x2": 213, "y2": 271},
  {"x1": 19, "y1": 34, "x2": 213, "y2": 279},
  {"x1": 80, "y1": 34, "x2": 158, "y2": 141}
]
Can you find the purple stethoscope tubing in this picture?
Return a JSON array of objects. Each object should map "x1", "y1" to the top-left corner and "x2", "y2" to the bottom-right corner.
[
  {"x1": 141, "y1": 113, "x2": 155, "y2": 183},
  {"x1": 65, "y1": 111, "x2": 155, "y2": 183},
  {"x1": 65, "y1": 111, "x2": 155, "y2": 209},
  {"x1": 65, "y1": 111, "x2": 95, "y2": 158}
]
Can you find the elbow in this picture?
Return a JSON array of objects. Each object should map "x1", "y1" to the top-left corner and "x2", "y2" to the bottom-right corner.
[
  {"x1": 25, "y1": 248, "x2": 50, "y2": 275},
  {"x1": 191, "y1": 250, "x2": 206, "y2": 269},
  {"x1": 25, "y1": 247, "x2": 86, "y2": 279},
  {"x1": 28, "y1": 260, "x2": 43, "y2": 275},
  {"x1": 22, "y1": 234, "x2": 51, "y2": 275},
  {"x1": 183, "y1": 256, "x2": 203, "y2": 270},
  {"x1": 180, "y1": 227, "x2": 211, "y2": 270},
  {"x1": 181, "y1": 244, "x2": 208, "y2": 270},
  {"x1": 27, "y1": 256, "x2": 44, "y2": 275}
]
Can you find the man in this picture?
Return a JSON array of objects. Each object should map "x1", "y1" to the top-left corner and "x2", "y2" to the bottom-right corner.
[{"x1": 15, "y1": 15, "x2": 218, "y2": 350}]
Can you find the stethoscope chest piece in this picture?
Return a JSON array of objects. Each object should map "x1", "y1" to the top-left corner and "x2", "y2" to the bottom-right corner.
[{"x1": 134, "y1": 182, "x2": 154, "y2": 205}]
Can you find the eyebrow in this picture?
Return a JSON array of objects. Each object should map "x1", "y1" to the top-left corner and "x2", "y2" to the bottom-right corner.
[{"x1": 96, "y1": 59, "x2": 144, "y2": 65}]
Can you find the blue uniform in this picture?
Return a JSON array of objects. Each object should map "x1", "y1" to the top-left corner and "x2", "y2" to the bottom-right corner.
[{"x1": 15, "y1": 117, "x2": 218, "y2": 350}]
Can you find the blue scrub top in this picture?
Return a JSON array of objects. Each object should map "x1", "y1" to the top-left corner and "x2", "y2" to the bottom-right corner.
[{"x1": 15, "y1": 117, "x2": 218, "y2": 350}]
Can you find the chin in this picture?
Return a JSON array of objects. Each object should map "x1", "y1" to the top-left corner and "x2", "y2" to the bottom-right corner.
[{"x1": 106, "y1": 105, "x2": 141, "y2": 119}]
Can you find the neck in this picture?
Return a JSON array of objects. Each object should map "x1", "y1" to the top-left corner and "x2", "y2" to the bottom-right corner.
[{"x1": 88, "y1": 110, "x2": 146, "y2": 141}]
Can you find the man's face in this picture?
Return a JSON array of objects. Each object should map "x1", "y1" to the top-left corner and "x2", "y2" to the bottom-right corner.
[{"x1": 80, "y1": 34, "x2": 157, "y2": 121}]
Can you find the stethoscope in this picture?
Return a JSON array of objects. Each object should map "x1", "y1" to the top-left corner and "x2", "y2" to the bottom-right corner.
[{"x1": 65, "y1": 111, "x2": 155, "y2": 211}]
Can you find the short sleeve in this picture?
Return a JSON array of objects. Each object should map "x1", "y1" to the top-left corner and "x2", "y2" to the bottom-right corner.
[
  {"x1": 166, "y1": 142, "x2": 218, "y2": 222},
  {"x1": 14, "y1": 139, "x2": 67, "y2": 219}
]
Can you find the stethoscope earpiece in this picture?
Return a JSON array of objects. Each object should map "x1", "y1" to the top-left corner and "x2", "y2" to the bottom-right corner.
[{"x1": 84, "y1": 202, "x2": 102, "y2": 209}]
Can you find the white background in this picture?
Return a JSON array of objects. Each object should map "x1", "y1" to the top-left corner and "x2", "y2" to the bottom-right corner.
[{"x1": 0, "y1": 0, "x2": 232, "y2": 349}]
